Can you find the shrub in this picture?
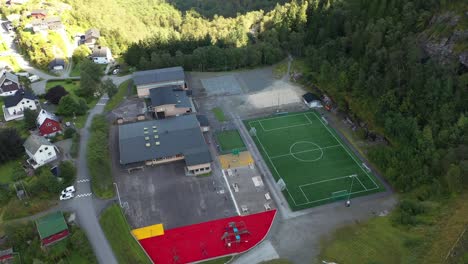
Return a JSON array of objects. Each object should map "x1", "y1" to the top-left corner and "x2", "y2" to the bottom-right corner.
[{"x1": 64, "y1": 127, "x2": 76, "y2": 139}]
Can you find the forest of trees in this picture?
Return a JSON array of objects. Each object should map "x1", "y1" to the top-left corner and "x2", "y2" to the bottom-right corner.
[
  {"x1": 124, "y1": 1, "x2": 307, "y2": 71},
  {"x1": 301, "y1": 0, "x2": 467, "y2": 196}
]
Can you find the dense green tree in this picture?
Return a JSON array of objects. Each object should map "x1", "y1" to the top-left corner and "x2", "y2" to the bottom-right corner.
[
  {"x1": 101, "y1": 79, "x2": 118, "y2": 98},
  {"x1": 0, "y1": 128, "x2": 23, "y2": 164},
  {"x1": 23, "y1": 108, "x2": 37, "y2": 130},
  {"x1": 78, "y1": 60, "x2": 104, "y2": 97},
  {"x1": 56, "y1": 95, "x2": 88, "y2": 116}
]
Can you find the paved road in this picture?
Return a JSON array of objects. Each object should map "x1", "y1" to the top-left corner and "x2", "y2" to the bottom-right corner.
[{"x1": 66, "y1": 95, "x2": 118, "y2": 264}]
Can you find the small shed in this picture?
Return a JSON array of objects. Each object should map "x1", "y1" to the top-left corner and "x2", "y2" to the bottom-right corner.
[
  {"x1": 302, "y1": 92, "x2": 322, "y2": 108},
  {"x1": 35, "y1": 211, "x2": 69, "y2": 246}
]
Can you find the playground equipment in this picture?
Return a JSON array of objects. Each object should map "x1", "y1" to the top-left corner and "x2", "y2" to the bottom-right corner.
[{"x1": 221, "y1": 221, "x2": 250, "y2": 248}]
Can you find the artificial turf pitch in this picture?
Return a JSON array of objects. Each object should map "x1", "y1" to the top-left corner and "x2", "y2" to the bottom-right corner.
[
  {"x1": 216, "y1": 130, "x2": 246, "y2": 153},
  {"x1": 245, "y1": 111, "x2": 385, "y2": 211}
]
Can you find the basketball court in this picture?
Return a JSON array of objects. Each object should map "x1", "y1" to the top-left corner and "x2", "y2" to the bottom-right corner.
[{"x1": 245, "y1": 111, "x2": 385, "y2": 211}]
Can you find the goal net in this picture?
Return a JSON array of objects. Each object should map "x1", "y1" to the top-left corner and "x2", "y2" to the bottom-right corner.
[{"x1": 276, "y1": 178, "x2": 286, "y2": 191}]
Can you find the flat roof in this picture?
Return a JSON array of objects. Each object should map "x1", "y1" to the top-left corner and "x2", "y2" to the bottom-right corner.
[
  {"x1": 118, "y1": 115, "x2": 211, "y2": 166},
  {"x1": 150, "y1": 86, "x2": 191, "y2": 108},
  {"x1": 133, "y1": 67, "x2": 184, "y2": 86}
]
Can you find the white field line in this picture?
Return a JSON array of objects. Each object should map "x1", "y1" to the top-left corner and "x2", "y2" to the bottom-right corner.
[
  {"x1": 299, "y1": 187, "x2": 310, "y2": 203},
  {"x1": 311, "y1": 112, "x2": 380, "y2": 189},
  {"x1": 259, "y1": 120, "x2": 267, "y2": 131},
  {"x1": 295, "y1": 187, "x2": 380, "y2": 206},
  {"x1": 260, "y1": 122, "x2": 314, "y2": 132},
  {"x1": 253, "y1": 112, "x2": 312, "y2": 123},
  {"x1": 304, "y1": 113, "x2": 314, "y2": 124},
  {"x1": 254, "y1": 128, "x2": 301, "y2": 206},
  {"x1": 354, "y1": 175, "x2": 368, "y2": 191},
  {"x1": 270, "y1": 144, "x2": 341, "y2": 159},
  {"x1": 222, "y1": 169, "x2": 241, "y2": 216},
  {"x1": 299, "y1": 174, "x2": 357, "y2": 188}
]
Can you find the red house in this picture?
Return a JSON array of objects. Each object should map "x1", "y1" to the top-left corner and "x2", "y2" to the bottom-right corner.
[
  {"x1": 30, "y1": 9, "x2": 48, "y2": 19},
  {"x1": 0, "y1": 248, "x2": 13, "y2": 261},
  {"x1": 35, "y1": 211, "x2": 69, "y2": 247},
  {"x1": 37, "y1": 109, "x2": 62, "y2": 137}
]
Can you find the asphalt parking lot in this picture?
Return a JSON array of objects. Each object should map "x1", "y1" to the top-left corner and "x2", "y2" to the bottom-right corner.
[{"x1": 110, "y1": 125, "x2": 236, "y2": 230}]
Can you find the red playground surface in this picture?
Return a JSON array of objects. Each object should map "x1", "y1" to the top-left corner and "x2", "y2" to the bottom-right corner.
[{"x1": 138, "y1": 210, "x2": 277, "y2": 264}]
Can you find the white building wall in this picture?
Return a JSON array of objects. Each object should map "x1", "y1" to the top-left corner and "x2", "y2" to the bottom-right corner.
[
  {"x1": 0, "y1": 90, "x2": 16, "y2": 97},
  {"x1": 6, "y1": 98, "x2": 37, "y2": 115},
  {"x1": 32, "y1": 145, "x2": 57, "y2": 165}
]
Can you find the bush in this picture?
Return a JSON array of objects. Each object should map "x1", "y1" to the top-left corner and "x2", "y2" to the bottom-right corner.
[
  {"x1": 393, "y1": 199, "x2": 427, "y2": 226},
  {"x1": 64, "y1": 127, "x2": 76, "y2": 139},
  {"x1": 59, "y1": 161, "x2": 76, "y2": 186},
  {"x1": 45, "y1": 85, "x2": 69, "y2": 105},
  {"x1": 56, "y1": 95, "x2": 88, "y2": 116}
]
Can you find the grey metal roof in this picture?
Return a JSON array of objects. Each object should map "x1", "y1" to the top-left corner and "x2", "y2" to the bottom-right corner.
[
  {"x1": 303, "y1": 92, "x2": 320, "y2": 103},
  {"x1": 24, "y1": 134, "x2": 52, "y2": 154},
  {"x1": 196, "y1": 115, "x2": 209, "y2": 127},
  {"x1": 118, "y1": 115, "x2": 211, "y2": 165},
  {"x1": 4, "y1": 89, "x2": 37, "y2": 107},
  {"x1": 0, "y1": 71, "x2": 20, "y2": 92},
  {"x1": 149, "y1": 86, "x2": 191, "y2": 108},
  {"x1": 133, "y1": 67, "x2": 185, "y2": 86},
  {"x1": 85, "y1": 28, "x2": 100, "y2": 40}
]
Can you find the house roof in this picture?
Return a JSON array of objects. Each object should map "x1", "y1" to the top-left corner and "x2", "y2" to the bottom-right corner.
[
  {"x1": 118, "y1": 115, "x2": 211, "y2": 165},
  {"x1": 23, "y1": 134, "x2": 53, "y2": 154},
  {"x1": 302, "y1": 92, "x2": 320, "y2": 103},
  {"x1": 35, "y1": 211, "x2": 68, "y2": 240},
  {"x1": 31, "y1": 9, "x2": 47, "y2": 15},
  {"x1": 196, "y1": 115, "x2": 209, "y2": 127},
  {"x1": 37, "y1": 109, "x2": 59, "y2": 126},
  {"x1": 149, "y1": 86, "x2": 191, "y2": 108},
  {"x1": 133, "y1": 67, "x2": 185, "y2": 86},
  {"x1": 0, "y1": 70, "x2": 20, "y2": 92},
  {"x1": 4, "y1": 89, "x2": 36, "y2": 108},
  {"x1": 48, "y1": 58, "x2": 65, "y2": 69},
  {"x1": 85, "y1": 28, "x2": 100, "y2": 40},
  {"x1": 91, "y1": 46, "x2": 109, "y2": 57}
]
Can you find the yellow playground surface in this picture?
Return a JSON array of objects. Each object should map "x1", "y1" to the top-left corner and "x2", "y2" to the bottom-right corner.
[
  {"x1": 218, "y1": 151, "x2": 254, "y2": 169},
  {"x1": 131, "y1": 223, "x2": 164, "y2": 240}
]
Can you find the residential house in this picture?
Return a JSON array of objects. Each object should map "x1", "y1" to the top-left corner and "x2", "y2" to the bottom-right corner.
[
  {"x1": 30, "y1": 9, "x2": 48, "y2": 19},
  {"x1": 24, "y1": 134, "x2": 58, "y2": 169},
  {"x1": 302, "y1": 92, "x2": 322, "y2": 108},
  {"x1": 35, "y1": 212, "x2": 69, "y2": 247},
  {"x1": 2, "y1": 89, "x2": 38, "y2": 121},
  {"x1": 149, "y1": 86, "x2": 192, "y2": 119},
  {"x1": 7, "y1": 0, "x2": 28, "y2": 5},
  {"x1": 0, "y1": 70, "x2": 21, "y2": 96},
  {"x1": 133, "y1": 66, "x2": 186, "y2": 98},
  {"x1": 48, "y1": 58, "x2": 65, "y2": 71},
  {"x1": 31, "y1": 16, "x2": 63, "y2": 33},
  {"x1": 119, "y1": 115, "x2": 212, "y2": 175},
  {"x1": 83, "y1": 28, "x2": 100, "y2": 47},
  {"x1": 90, "y1": 46, "x2": 112, "y2": 64},
  {"x1": 37, "y1": 109, "x2": 62, "y2": 137},
  {"x1": 0, "y1": 248, "x2": 13, "y2": 262}
]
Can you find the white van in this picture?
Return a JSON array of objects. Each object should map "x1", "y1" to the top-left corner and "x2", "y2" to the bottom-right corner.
[{"x1": 28, "y1": 75, "x2": 40, "y2": 82}]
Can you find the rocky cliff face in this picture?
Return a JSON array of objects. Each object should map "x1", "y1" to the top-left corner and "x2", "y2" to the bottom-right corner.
[{"x1": 422, "y1": 11, "x2": 468, "y2": 67}]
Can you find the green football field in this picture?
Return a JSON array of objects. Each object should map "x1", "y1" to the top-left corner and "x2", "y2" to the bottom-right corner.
[{"x1": 245, "y1": 111, "x2": 385, "y2": 211}]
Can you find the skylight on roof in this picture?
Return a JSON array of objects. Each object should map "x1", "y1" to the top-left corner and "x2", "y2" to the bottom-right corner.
[
  {"x1": 145, "y1": 143, "x2": 150, "y2": 147},
  {"x1": 154, "y1": 135, "x2": 159, "y2": 139},
  {"x1": 155, "y1": 141, "x2": 160, "y2": 146},
  {"x1": 152, "y1": 126, "x2": 157, "y2": 129},
  {"x1": 145, "y1": 136, "x2": 149, "y2": 140}
]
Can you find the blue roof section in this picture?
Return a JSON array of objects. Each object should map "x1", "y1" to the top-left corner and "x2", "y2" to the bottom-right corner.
[{"x1": 149, "y1": 86, "x2": 191, "y2": 108}]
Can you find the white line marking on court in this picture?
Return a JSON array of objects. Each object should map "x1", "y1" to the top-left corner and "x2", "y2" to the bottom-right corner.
[
  {"x1": 221, "y1": 170, "x2": 241, "y2": 216},
  {"x1": 312, "y1": 112, "x2": 380, "y2": 189},
  {"x1": 354, "y1": 175, "x2": 367, "y2": 191},
  {"x1": 270, "y1": 144, "x2": 341, "y2": 159},
  {"x1": 299, "y1": 186, "x2": 310, "y2": 203},
  {"x1": 294, "y1": 187, "x2": 380, "y2": 206},
  {"x1": 304, "y1": 113, "x2": 313, "y2": 124},
  {"x1": 260, "y1": 122, "x2": 314, "y2": 132},
  {"x1": 258, "y1": 120, "x2": 267, "y2": 131},
  {"x1": 299, "y1": 174, "x2": 357, "y2": 188},
  {"x1": 254, "y1": 128, "x2": 301, "y2": 206}
]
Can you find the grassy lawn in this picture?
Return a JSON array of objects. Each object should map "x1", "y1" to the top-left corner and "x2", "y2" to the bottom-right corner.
[
  {"x1": 87, "y1": 115, "x2": 115, "y2": 199},
  {"x1": 2, "y1": 197, "x2": 58, "y2": 221},
  {"x1": 212, "y1": 107, "x2": 228, "y2": 122},
  {"x1": 46, "y1": 79, "x2": 81, "y2": 94},
  {"x1": 70, "y1": 62, "x2": 107, "y2": 77},
  {"x1": 216, "y1": 130, "x2": 246, "y2": 153},
  {"x1": 104, "y1": 79, "x2": 131, "y2": 111},
  {"x1": 0, "y1": 159, "x2": 22, "y2": 184},
  {"x1": 100, "y1": 204, "x2": 151, "y2": 264},
  {"x1": 319, "y1": 216, "x2": 415, "y2": 264}
]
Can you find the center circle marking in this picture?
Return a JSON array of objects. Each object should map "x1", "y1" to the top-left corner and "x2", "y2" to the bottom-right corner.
[{"x1": 289, "y1": 141, "x2": 323, "y2": 162}]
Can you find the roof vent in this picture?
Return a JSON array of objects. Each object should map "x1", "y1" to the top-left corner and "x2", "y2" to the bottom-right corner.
[
  {"x1": 145, "y1": 143, "x2": 150, "y2": 147},
  {"x1": 144, "y1": 127, "x2": 148, "y2": 130}
]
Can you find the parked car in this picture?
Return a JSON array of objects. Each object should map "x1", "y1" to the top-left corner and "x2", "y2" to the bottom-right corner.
[
  {"x1": 61, "y1": 185, "x2": 75, "y2": 195},
  {"x1": 60, "y1": 192, "x2": 74, "y2": 200},
  {"x1": 28, "y1": 75, "x2": 40, "y2": 82}
]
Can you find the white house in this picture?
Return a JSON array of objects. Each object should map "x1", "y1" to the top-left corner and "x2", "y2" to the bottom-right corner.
[
  {"x1": 0, "y1": 70, "x2": 21, "y2": 97},
  {"x1": 24, "y1": 134, "x2": 58, "y2": 169},
  {"x1": 2, "y1": 89, "x2": 38, "y2": 121},
  {"x1": 302, "y1": 92, "x2": 323, "y2": 108},
  {"x1": 90, "y1": 46, "x2": 112, "y2": 64}
]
